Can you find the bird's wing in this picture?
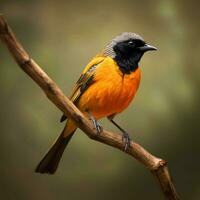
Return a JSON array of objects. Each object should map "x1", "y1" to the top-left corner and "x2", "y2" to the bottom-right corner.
[{"x1": 60, "y1": 57, "x2": 105, "y2": 122}]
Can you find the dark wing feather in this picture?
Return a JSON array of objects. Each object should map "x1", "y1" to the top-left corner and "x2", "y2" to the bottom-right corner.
[{"x1": 60, "y1": 58, "x2": 104, "y2": 122}]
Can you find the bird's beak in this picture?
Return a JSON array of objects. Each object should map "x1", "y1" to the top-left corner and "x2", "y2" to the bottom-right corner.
[{"x1": 138, "y1": 44, "x2": 157, "y2": 52}]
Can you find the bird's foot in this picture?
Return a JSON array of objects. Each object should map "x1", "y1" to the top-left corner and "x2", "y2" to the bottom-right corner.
[
  {"x1": 122, "y1": 132, "x2": 131, "y2": 151},
  {"x1": 90, "y1": 116, "x2": 103, "y2": 134}
]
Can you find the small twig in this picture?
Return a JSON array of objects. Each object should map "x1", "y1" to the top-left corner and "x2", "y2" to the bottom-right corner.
[{"x1": 0, "y1": 15, "x2": 180, "y2": 200}]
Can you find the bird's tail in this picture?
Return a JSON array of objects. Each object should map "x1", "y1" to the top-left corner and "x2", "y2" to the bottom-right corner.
[{"x1": 35, "y1": 120, "x2": 76, "y2": 174}]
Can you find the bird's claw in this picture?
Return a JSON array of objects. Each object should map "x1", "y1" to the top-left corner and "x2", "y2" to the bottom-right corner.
[
  {"x1": 90, "y1": 117, "x2": 103, "y2": 134},
  {"x1": 122, "y1": 132, "x2": 131, "y2": 151}
]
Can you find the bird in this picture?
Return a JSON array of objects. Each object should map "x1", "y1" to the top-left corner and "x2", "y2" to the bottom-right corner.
[{"x1": 35, "y1": 32, "x2": 157, "y2": 174}]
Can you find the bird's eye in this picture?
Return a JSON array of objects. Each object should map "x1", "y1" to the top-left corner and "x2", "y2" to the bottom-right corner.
[{"x1": 128, "y1": 40, "x2": 134, "y2": 46}]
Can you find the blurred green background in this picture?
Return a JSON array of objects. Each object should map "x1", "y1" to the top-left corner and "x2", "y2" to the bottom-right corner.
[{"x1": 0, "y1": 0, "x2": 199, "y2": 199}]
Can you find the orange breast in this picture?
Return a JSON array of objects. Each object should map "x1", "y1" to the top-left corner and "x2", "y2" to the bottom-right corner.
[{"x1": 78, "y1": 57, "x2": 141, "y2": 119}]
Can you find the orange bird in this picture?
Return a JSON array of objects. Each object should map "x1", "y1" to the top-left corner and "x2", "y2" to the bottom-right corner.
[{"x1": 36, "y1": 32, "x2": 157, "y2": 174}]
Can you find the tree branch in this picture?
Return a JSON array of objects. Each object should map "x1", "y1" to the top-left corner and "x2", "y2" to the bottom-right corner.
[{"x1": 0, "y1": 15, "x2": 180, "y2": 200}]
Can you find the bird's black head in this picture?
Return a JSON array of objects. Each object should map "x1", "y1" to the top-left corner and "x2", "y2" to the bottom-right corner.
[{"x1": 103, "y1": 32, "x2": 157, "y2": 74}]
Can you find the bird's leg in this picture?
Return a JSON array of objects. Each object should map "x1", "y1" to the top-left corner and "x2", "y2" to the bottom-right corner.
[
  {"x1": 108, "y1": 117, "x2": 131, "y2": 151},
  {"x1": 88, "y1": 112, "x2": 103, "y2": 134}
]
